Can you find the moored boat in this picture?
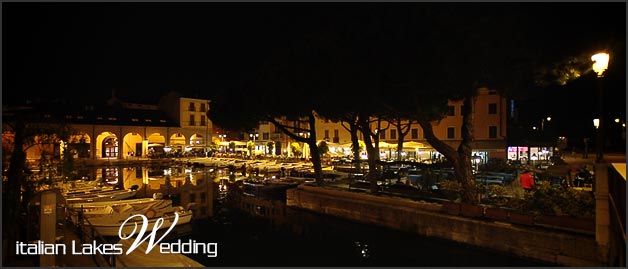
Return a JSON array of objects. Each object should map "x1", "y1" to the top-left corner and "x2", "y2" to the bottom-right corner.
[{"x1": 89, "y1": 207, "x2": 193, "y2": 237}]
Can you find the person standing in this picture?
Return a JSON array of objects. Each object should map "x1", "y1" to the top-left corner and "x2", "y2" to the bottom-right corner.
[{"x1": 519, "y1": 170, "x2": 535, "y2": 192}]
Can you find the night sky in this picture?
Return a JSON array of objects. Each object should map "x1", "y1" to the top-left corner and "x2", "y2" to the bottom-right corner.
[{"x1": 3, "y1": 3, "x2": 626, "y2": 148}]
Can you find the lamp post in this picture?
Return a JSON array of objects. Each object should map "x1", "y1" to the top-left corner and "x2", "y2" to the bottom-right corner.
[
  {"x1": 592, "y1": 52, "x2": 609, "y2": 163},
  {"x1": 249, "y1": 133, "x2": 258, "y2": 156},
  {"x1": 541, "y1": 116, "x2": 551, "y2": 132}
]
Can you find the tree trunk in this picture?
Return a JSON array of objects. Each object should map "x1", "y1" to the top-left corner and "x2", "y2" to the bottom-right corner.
[
  {"x1": 416, "y1": 93, "x2": 478, "y2": 204},
  {"x1": 4, "y1": 119, "x2": 26, "y2": 263},
  {"x1": 350, "y1": 124, "x2": 361, "y2": 176},
  {"x1": 307, "y1": 115, "x2": 324, "y2": 186},
  {"x1": 359, "y1": 113, "x2": 380, "y2": 194}
]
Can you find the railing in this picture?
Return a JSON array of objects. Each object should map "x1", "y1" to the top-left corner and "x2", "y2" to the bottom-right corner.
[
  {"x1": 75, "y1": 208, "x2": 117, "y2": 267},
  {"x1": 607, "y1": 164, "x2": 626, "y2": 266}
]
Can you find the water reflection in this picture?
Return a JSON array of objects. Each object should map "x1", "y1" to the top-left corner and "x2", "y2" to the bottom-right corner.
[{"x1": 81, "y1": 164, "x2": 218, "y2": 219}]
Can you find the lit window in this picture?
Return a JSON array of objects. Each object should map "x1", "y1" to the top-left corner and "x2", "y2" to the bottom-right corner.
[
  {"x1": 108, "y1": 117, "x2": 117, "y2": 121},
  {"x1": 145, "y1": 119, "x2": 152, "y2": 122},
  {"x1": 97, "y1": 117, "x2": 103, "y2": 120},
  {"x1": 160, "y1": 120, "x2": 166, "y2": 123},
  {"x1": 131, "y1": 118, "x2": 139, "y2": 122}
]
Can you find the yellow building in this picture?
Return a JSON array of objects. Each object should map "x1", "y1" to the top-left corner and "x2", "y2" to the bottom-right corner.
[{"x1": 255, "y1": 88, "x2": 508, "y2": 162}]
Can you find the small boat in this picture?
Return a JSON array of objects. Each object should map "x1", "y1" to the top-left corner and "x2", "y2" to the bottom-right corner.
[
  {"x1": 69, "y1": 199, "x2": 174, "y2": 224},
  {"x1": 65, "y1": 189, "x2": 138, "y2": 204},
  {"x1": 89, "y1": 207, "x2": 193, "y2": 237},
  {"x1": 240, "y1": 179, "x2": 299, "y2": 197},
  {"x1": 67, "y1": 197, "x2": 158, "y2": 211}
]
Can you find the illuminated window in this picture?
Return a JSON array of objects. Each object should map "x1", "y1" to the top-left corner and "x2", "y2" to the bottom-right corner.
[
  {"x1": 131, "y1": 118, "x2": 139, "y2": 122},
  {"x1": 145, "y1": 119, "x2": 152, "y2": 122},
  {"x1": 160, "y1": 119, "x2": 166, "y2": 123},
  {"x1": 411, "y1": 128, "x2": 418, "y2": 139},
  {"x1": 108, "y1": 117, "x2": 117, "y2": 121},
  {"x1": 97, "y1": 117, "x2": 103, "y2": 120}
]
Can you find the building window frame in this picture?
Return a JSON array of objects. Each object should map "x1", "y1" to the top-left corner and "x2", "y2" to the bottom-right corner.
[
  {"x1": 447, "y1": 127, "x2": 455, "y2": 139},
  {"x1": 411, "y1": 128, "x2": 418, "y2": 139},
  {"x1": 488, "y1": 103, "x2": 497, "y2": 115},
  {"x1": 489, "y1": 126, "x2": 498, "y2": 139},
  {"x1": 189, "y1": 102, "x2": 196, "y2": 111}
]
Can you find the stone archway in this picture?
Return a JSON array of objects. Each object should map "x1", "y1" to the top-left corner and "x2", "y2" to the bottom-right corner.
[
  {"x1": 169, "y1": 133, "x2": 186, "y2": 154},
  {"x1": 96, "y1": 132, "x2": 118, "y2": 159},
  {"x1": 67, "y1": 132, "x2": 91, "y2": 158},
  {"x1": 122, "y1": 133, "x2": 143, "y2": 158}
]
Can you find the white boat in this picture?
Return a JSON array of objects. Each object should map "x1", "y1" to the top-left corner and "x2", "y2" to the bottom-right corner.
[
  {"x1": 65, "y1": 189, "x2": 138, "y2": 204},
  {"x1": 67, "y1": 197, "x2": 158, "y2": 211},
  {"x1": 90, "y1": 207, "x2": 193, "y2": 237},
  {"x1": 69, "y1": 199, "x2": 172, "y2": 222}
]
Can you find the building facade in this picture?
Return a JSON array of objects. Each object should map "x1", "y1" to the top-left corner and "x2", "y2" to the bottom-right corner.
[{"x1": 247, "y1": 88, "x2": 508, "y2": 163}]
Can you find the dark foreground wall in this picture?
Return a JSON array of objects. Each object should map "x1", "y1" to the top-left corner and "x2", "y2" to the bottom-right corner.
[{"x1": 287, "y1": 185, "x2": 607, "y2": 266}]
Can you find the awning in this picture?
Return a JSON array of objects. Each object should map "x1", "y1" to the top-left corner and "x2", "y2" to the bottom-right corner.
[{"x1": 402, "y1": 141, "x2": 427, "y2": 149}]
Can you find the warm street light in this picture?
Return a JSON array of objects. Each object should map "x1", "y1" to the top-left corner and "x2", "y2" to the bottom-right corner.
[
  {"x1": 592, "y1": 52, "x2": 609, "y2": 163},
  {"x1": 593, "y1": 118, "x2": 600, "y2": 129},
  {"x1": 591, "y1": 53, "x2": 610, "y2": 77},
  {"x1": 615, "y1": 118, "x2": 620, "y2": 123}
]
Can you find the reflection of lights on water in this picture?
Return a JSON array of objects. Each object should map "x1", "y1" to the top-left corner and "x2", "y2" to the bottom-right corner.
[{"x1": 354, "y1": 241, "x2": 370, "y2": 259}]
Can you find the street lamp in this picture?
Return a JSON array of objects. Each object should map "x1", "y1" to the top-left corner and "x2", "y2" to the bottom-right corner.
[
  {"x1": 592, "y1": 52, "x2": 609, "y2": 163},
  {"x1": 541, "y1": 116, "x2": 552, "y2": 132},
  {"x1": 249, "y1": 133, "x2": 258, "y2": 156}
]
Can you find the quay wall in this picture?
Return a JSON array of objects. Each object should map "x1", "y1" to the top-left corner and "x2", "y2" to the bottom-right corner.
[{"x1": 286, "y1": 185, "x2": 607, "y2": 266}]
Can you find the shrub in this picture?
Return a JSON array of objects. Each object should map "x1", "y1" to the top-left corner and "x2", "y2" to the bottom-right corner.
[{"x1": 439, "y1": 180, "x2": 463, "y2": 202}]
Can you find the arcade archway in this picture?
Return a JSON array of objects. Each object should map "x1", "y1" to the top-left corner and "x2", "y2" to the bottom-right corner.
[{"x1": 96, "y1": 132, "x2": 118, "y2": 158}]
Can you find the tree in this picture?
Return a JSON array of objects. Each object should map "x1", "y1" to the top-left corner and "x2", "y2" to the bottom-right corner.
[
  {"x1": 388, "y1": 117, "x2": 415, "y2": 161},
  {"x1": 317, "y1": 140, "x2": 329, "y2": 158},
  {"x1": 290, "y1": 142, "x2": 302, "y2": 157},
  {"x1": 266, "y1": 141, "x2": 275, "y2": 155},
  {"x1": 2, "y1": 107, "x2": 72, "y2": 262}
]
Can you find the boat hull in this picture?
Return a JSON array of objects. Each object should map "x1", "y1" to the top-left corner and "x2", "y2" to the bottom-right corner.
[{"x1": 92, "y1": 210, "x2": 193, "y2": 237}]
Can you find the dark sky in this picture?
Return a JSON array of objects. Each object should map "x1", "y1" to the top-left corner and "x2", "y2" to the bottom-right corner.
[{"x1": 3, "y1": 2, "x2": 626, "y2": 147}]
